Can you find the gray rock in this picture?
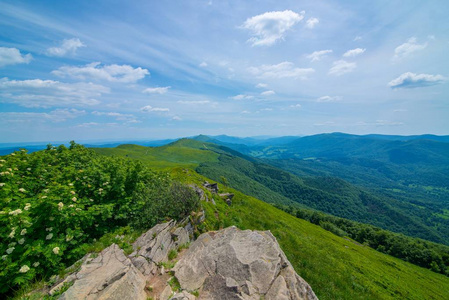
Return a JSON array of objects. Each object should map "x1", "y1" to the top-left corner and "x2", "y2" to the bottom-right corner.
[
  {"x1": 173, "y1": 226, "x2": 317, "y2": 300},
  {"x1": 170, "y1": 291, "x2": 196, "y2": 300},
  {"x1": 58, "y1": 244, "x2": 147, "y2": 300}
]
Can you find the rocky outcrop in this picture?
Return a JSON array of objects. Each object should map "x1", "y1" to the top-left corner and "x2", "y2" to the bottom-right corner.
[
  {"x1": 53, "y1": 244, "x2": 147, "y2": 300},
  {"x1": 173, "y1": 226, "x2": 317, "y2": 300},
  {"x1": 50, "y1": 221, "x2": 317, "y2": 300}
]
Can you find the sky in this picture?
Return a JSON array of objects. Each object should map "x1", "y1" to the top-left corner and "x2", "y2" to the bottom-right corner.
[{"x1": 0, "y1": 0, "x2": 448, "y2": 143}]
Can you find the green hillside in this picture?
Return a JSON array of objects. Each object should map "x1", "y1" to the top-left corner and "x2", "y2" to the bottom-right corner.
[{"x1": 175, "y1": 169, "x2": 449, "y2": 300}]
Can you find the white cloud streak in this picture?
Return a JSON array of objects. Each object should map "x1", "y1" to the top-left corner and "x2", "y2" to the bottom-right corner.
[
  {"x1": 317, "y1": 95, "x2": 342, "y2": 102},
  {"x1": 52, "y1": 62, "x2": 149, "y2": 83},
  {"x1": 140, "y1": 105, "x2": 169, "y2": 112},
  {"x1": 261, "y1": 90, "x2": 275, "y2": 96},
  {"x1": 305, "y1": 17, "x2": 319, "y2": 29},
  {"x1": 343, "y1": 48, "x2": 366, "y2": 57},
  {"x1": 393, "y1": 37, "x2": 427, "y2": 60},
  {"x1": 306, "y1": 50, "x2": 332, "y2": 62},
  {"x1": 388, "y1": 72, "x2": 445, "y2": 89},
  {"x1": 0, "y1": 47, "x2": 32, "y2": 67},
  {"x1": 249, "y1": 62, "x2": 314, "y2": 79},
  {"x1": 142, "y1": 86, "x2": 171, "y2": 94},
  {"x1": 328, "y1": 60, "x2": 356, "y2": 76},
  {"x1": 0, "y1": 77, "x2": 108, "y2": 107},
  {"x1": 241, "y1": 10, "x2": 305, "y2": 46},
  {"x1": 0, "y1": 109, "x2": 86, "y2": 123},
  {"x1": 46, "y1": 38, "x2": 85, "y2": 56}
]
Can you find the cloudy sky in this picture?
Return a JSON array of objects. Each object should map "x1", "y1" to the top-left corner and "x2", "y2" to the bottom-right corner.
[{"x1": 1, "y1": 0, "x2": 448, "y2": 143}]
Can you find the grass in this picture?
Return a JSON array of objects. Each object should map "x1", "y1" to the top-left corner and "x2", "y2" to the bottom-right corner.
[{"x1": 92, "y1": 139, "x2": 219, "y2": 170}]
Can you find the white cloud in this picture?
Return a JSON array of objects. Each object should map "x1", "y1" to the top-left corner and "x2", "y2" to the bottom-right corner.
[
  {"x1": 393, "y1": 37, "x2": 427, "y2": 60},
  {"x1": 199, "y1": 61, "x2": 208, "y2": 67},
  {"x1": 240, "y1": 110, "x2": 251, "y2": 114},
  {"x1": 140, "y1": 105, "x2": 169, "y2": 112},
  {"x1": 261, "y1": 90, "x2": 275, "y2": 96},
  {"x1": 343, "y1": 48, "x2": 366, "y2": 57},
  {"x1": 249, "y1": 62, "x2": 314, "y2": 79},
  {"x1": 317, "y1": 95, "x2": 342, "y2": 102},
  {"x1": 388, "y1": 72, "x2": 445, "y2": 89},
  {"x1": 375, "y1": 120, "x2": 404, "y2": 126},
  {"x1": 92, "y1": 111, "x2": 138, "y2": 123},
  {"x1": 241, "y1": 10, "x2": 305, "y2": 46},
  {"x1": 353, "y1": 36, "x2": 362, "y2": 41},
  {"x1": 75, "y1": 122, "x2": 100, "y2": 128},
  {"x1": 231, "y1": 94, "x2": 254, "y2": 100},
  {"x1": 0, "y1": 77, "x2": 108, "y2": 107},
  {"x1": 172, "y1": 116, "x2": 182, "y2": 121},
  {"x1": 305, "y1": 17, "x2": 319, "y2": 29},
  {"x1": 0, "y1": 47, "x2": 32, "y2": 67},
  {"x1": 52, "y1": 62, "x2": 149, "y2": 83},
  {"x1": 46, "y1": 38, "x2": 85, "y2": 57},
  {"x1": 260, "y1": 108, "x2": 273, "y2": 111},
  {"x1": 289, "y1": 104, "x2": 302, "y2": 108},
  {"x1": 142, "y1": 86, "x2": 171, "y2": 94},
  {"x1": 256, "y1": 83, "x2": 268, "y2": 88},
  {"x1": 306, "y1": 49, "x2": 332, "y2": 62},
  {"x1": 0, "y1": 108, "x2": 85, "y2": 123},
  {"x1": 177, "y1": 100, "x2": 210, "y2": 105},
  {"x1": 328, "y1": 60, "x2": 356, "y2": 76}
]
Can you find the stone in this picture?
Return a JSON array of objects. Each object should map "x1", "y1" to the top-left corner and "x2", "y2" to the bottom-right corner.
[
  {"x1": 173, "y1": 226, "x2": 317, "y2": 300},
  {"x1": 58, "y1": 244, "x2": 147, "y2": 300},
  {"x1": 170, "y1": 291, "x2": 196, "y2": 300},
  {"x1": 160, "y1": 284, "x2": 173, "y2": 300}
]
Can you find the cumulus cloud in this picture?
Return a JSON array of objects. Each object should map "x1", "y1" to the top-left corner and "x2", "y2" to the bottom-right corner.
[
  {"x1": 261, "y1": 90, "x2": 275, "y2": 96},
  {"x1": 305, "y1": 17, "x2": 319, "y2": 29},
  {"x1": 0, "y1": 108, "x2": 85, "y2": 123},
  {"x1": 140, "y1": 105, "x2": 169, "y2": 112},
  {"x1": 231, "y1": 94, "x2": 254, "y2": 100},
  {"x1": 0, "y1": 47, "x2": 32, "y2": 67},
  {"x1": 343, "y1": 48, "x2": 366, "y2": 57},
  {"x1": 142, "y1": 86, "x2": 171, "y2": 94},
  {"x1": 249, "y1": 62, "x2": 314, "y2": 79},
  {"x1": 393, "y1": 37, "x2": 427, "y2": 60},
  {"x1": 317, "y1": 95, "x2": 342, "y2": 102},
  {"x1": 0, "y1": 77, "x2": 108, "y2": 107},
  {"x1": 52, "y1": 62, "x2": 149, "y2": 83},
  {"x1": 388, "y1": 72, "x2": 445, "y2": 89},
  {"x1": 241, "y1": 10, "x2": 305, "y2": 46},
  {"x1": 328, "y1": 60, "x2": 356, "y2": 76},
  {"x1": 46, "y1": 38, "x2": 85, "y2": 56},
  {"x1": 306, "y1": 49, "x2": 332, "y2": 62},
  {"x1": 256, "y1": 83, "x2": 268, "y2": 88}
]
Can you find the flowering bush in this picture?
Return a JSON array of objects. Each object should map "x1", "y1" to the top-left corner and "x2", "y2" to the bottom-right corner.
[{"x1": 0, "y1": 142, "x2": 198, "y2": 295}]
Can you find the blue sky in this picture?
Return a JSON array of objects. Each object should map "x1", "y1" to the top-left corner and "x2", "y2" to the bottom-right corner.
[{"x1": 0, "y1": 0, "x2": 448, "y2": 143}]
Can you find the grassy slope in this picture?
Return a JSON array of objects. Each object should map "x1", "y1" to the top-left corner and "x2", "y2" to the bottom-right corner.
[
  {"x1": 173, "y1": 169, "x2": 449, "y2": 300},
  {"x1": 90, "y1": 141, "x2": 449, "y2": 299},
  {"x1": 92, "y1": 139, "x2": 219, "y2": 170}
]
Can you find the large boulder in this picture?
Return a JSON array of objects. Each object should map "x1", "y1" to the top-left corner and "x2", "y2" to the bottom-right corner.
[
  {"x1": 173, "y1": 226, "x2": 317, "y2": 300},
  {"x1": 56, "y1": 244, "x2": 147, "y2": 300}
]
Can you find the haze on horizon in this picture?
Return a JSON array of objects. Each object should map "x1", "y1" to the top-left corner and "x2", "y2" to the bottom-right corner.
[{"x1": 0, "y1": 0, "x2": 448, "y2": 143}]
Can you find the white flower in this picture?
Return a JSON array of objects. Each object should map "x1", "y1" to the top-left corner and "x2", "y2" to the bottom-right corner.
[
  {"x1": 0, "y1": 159, "x2": 5, "y2": 162},
  {"x1": 10, "y1": 153, "x2": 15, "y2": 156},
  {"x1": 8, "y1": 242, "x2": 16, "y2": 247},
  {"x1": 41, "y1": 195, "x2": 47, "y2": 199},
  {"x1": 33, "y1": 262, "x2": 40, "y2": 267},
  {"x1": 68, "y1": 204, "x2": 74, "y2": 208},
  {"x1": 43, "y1": 189, "x2": 49, "y2": 193},
  {"x1": 69, "y1": 183, "x2": 74, "y2": 186},
  {"x1": 46, "y1": 233, "x2": 53, "y2": 240},
  {"x1": 9, "y1": 209, "x2": 22, "y2": 216},
  {"x1": 18, "y1": 188, "x2": 26, "y2": 193},
  {"x1": 2, "y1": 255, "x2": 7, "y2": 260},
  {"x1": 0, "y1": 183, "x2": 5, "y2": 187},
  {"x1": 20, "y1": 229, "x2": 27, "y2": 235},
  {"x1": 70, "y1": 191, "x2": 76, "y2": 195},
  {"x1": 19, "y1": 265, "x2": 30, "y2": 273},
  {"x1": 52, "y1": 247, "x2": 60, "y2": 254},
  {"x1": 103, "y1": 182, "x2": 109, "y2": 186},
  {"x1": 7, "y1": 168, "x2": 12, "y2": 171},
  {"x1": 66, "y1": 235, "x2": 73, "y2": 242},
  {"x1": 58, "y1": 202, "x2": 64, "y2": 211},
  {"x1": 46, "y1": 227, "x2": 53, "y2": 232},
  {"x1": 18, "y1": 238, "x2": 25, "y2": 245},
  {"x1": 89, "y1": 199, "x2": 94, "y2": 202},
  {"x1": 27, "y1": 168, "x2": 31, "y2": 171},
  {"x1": 6, "y1": 247, "x2": 14, "y2": 254},
  {"x1": 72, "y1": 197, "x2": 77, "y2": 202},
  {"x1": 76, "y1": 208, "x2": 81, "y2": 211},
  {"x1": 24, "y1": 203, "x2": 31, "y2": 210}
]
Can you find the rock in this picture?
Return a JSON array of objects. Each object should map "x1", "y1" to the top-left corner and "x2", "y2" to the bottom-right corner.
[
  {"x1": 219, "y1": 193, "x2": 234, "y2": 206},
  {"x1": 160, "y1": 284, "x2": 173, "y2": 300},
  {"x1": 170, "y1": 291, "x2": 196, "y2": 300},
  {"x1": 188, "y1": 184, "x2": 208, "y2": 202},
  {"x1": 203, "y1": 181, "x2": 218, "y2": 193},
  {"x1": 58, "y1": 244, "x2": 147, "y2": 300},
  {"x1": 173, "y1": 226, "x2": 317, "y2": 300}
]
